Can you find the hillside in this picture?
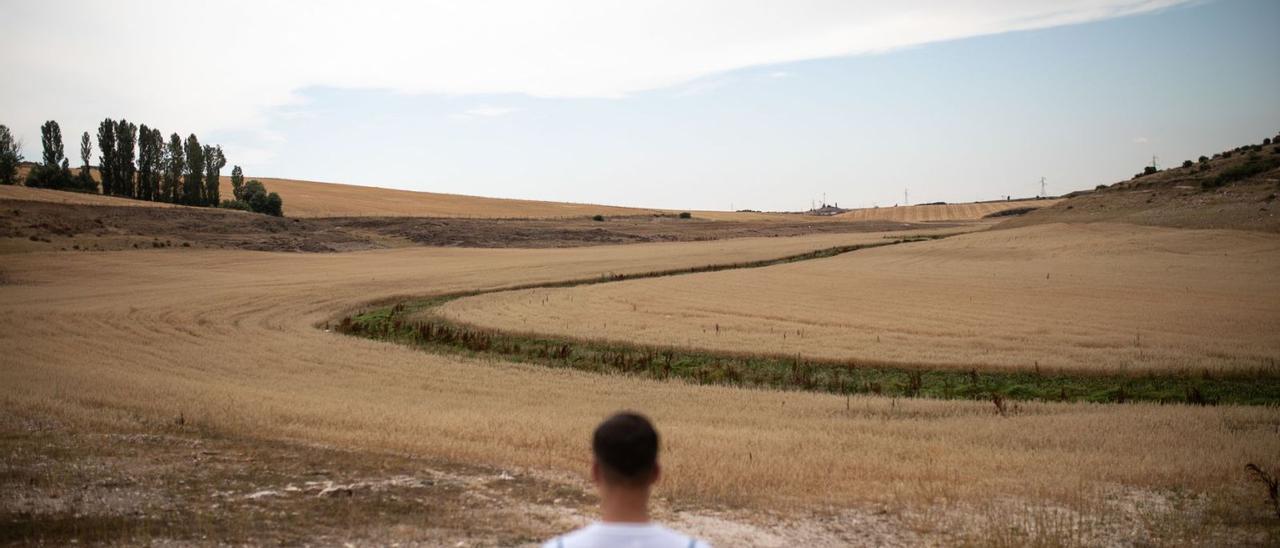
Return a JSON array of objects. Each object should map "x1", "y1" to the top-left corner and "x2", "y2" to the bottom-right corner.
[
  {"x1": 234, "y1": 176, "x2": 666, "y2": 219},
  {"x1": 8, "y1": 165, "x2": 663, "y2": 219},
  {"x1": 833, "y1": 198, "x2": 1057, "y2": 222},
  {"x1": 5, "y1": 167, "x2": 1059, "y2": 223},
  {"x1": 1001, "y1": 138, "x2": 1280, "y2": 232}
]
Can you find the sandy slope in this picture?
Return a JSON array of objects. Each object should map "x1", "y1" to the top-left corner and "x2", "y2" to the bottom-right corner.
[{"x1": 1, "y1": 229, "x2": 1276, "y2": 544}]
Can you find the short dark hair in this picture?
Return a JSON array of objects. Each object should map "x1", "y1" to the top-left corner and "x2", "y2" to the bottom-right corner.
[{"x1": 592, "y1": 412, "x2": 659, "y2": 486}]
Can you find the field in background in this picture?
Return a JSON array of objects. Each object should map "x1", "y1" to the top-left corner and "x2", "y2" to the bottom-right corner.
[
  {"x1": 438, "y1": 223, "x2": 1280, "y2": 376},
  {"x1": 2, "y1": 230, "x2": 1278, "y2": 545},
  {"x1": 832, "y1": 198, "x2": 1057, "y2": 222},
  {"x1": 3, "y1": 173, "x2": 1056, "y2": 221}
]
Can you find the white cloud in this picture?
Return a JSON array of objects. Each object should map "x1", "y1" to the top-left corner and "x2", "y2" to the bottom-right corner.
[
  {"x1": 458, "y1": 106, "x2": 519, "y2": 118},
  {"x1": 1, "y1": 0, "x2": 1186, "y2": 165},
  {"x1": 768, "y1": 71, "x2": 793, "y2": 79}
]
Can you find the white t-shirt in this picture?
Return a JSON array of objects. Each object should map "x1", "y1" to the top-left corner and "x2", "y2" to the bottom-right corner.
[{"x1": 543, "y1": 522, "x2": 710, "y2": 548}]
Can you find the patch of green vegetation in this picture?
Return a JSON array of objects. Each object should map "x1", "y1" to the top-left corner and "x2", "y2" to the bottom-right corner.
[
  {"x1": 337, "y1": 298, "x2": 1280, "y2": 406},
  {"x1": 1203, "y1": 156, "x2": 1280, "y2": 190}
]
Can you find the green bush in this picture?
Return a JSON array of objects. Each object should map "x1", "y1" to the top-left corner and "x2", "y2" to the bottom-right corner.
[
  {"x1": 1198, "y1": 155, "x2": 1209, "y2": 163},
  {"x1": 218, "y1": 199, "x2": 253, "y2": 212},
  {"x1": 1095, "y1": 184, "x2": 1107, "y2": 190},
  {"x1": 592, "y1": 214, "x2": 605, "y2": 222},
  {"x1": 24, "y1": 160, "x2": 91, "y2": 192},
  {"x1": 1181, "y1": 160, "x2": 1193, "y2": 168},
  {"x1": 678, "y1": 211, "x2": 692, "y2": 219},
  {"x1": 1143, "y1": 165, "x2": 1158, "y2": 175}
]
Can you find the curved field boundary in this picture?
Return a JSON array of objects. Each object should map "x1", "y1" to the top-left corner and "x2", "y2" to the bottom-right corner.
[{"x1": 333, "y1": 235, "x2": 1280, "y2": 406}]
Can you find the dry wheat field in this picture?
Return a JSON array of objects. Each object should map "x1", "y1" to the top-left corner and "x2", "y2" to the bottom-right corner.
[
  {"x1": 438, "y1": 223, "x2": 1280, "y2": 376},
  {"x1": 3, "y1": 220, "x2": 1279, "y2": 545},
  {"x1": 833, "y1": 199, "x2": 1059, "y2": 223}
]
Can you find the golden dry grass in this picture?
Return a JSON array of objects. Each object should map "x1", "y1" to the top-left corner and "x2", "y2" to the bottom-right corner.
[
  {"x1": 230, "y1": 177, "x2": 670, "y2": 218},
  {"x1": 439, "y1": 223, "x2": 1280, "y2": 375},
  {"x1": 0, "y1": 185, "x2": 184, "y2": 209},
  {"x1": 4, "y1": 172, "x2": 1054, "y2": 223},
  {"x1": 833, "y1": 199, "x2": 1059, "y2": 222},
  {"x1": 2, "y1": 228, "x2": 1277, "y2": 543}
]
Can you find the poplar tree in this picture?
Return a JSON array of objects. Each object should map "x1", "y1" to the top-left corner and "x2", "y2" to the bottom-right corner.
[
  {"x1": 230, "y1": 165, "x2": 244, "y2": 200},
  {"x1": 137, "y1": 124, "x2": 155, "y2": 201},
  {"x1": 164, "y1": 133, "x2": 183, "y2": 203},
  {"x1": 183, "y1": 134, "x2": 204, "y2": 205},
  {"x1": 97, "y1": 119, "x2": 116, "y2": 195},
  {"x1": 0, "y1": 125, "x2": 21, "y2": 185},
  {"x1": 40, "y1": 121, "x2": 65, "y2": 167},
  {"x1": 26, "y1": 120, "x2": 75, "y2": 189},
  {"x1": 114, "y1": 120, "x2": 137, "y2": 198},
  {"x1": 77, "y1": 131, "x2": 96, "y2": 191},
  {"x1": 202, "y1": 145, "x2": 225, "y2": 206},
  {"x1": 148, "y1": 128, "x2": 165, "y2": 200}
]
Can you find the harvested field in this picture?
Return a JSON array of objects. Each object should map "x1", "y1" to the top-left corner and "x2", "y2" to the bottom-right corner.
[
  {"x1": 2, "y1": 231, "x2": 1278, "y2": 544},
  {"x1": 833, "y1": 199, "x2": 1059, "y2": 222},
  {"x1": 438, "y1": 223, "x2": 1280, "y2": 376},
  {"x1": 0, "y1": 185, "x2": 184, "y2": 210},
  {"x1": 4, "y1": 169, "x2": 662, "y2": 219},
  {"x1": 3, "y1": 177, "x2": 1059, "y2": 223},
  {"x1": 0, "y1": 198, "x2": 955, "y2": 253}
]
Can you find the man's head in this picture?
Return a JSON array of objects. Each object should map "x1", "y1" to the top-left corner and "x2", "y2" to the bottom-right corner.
[{"x1": 591, "y1": 412, "x2": 660, "y2": 489}]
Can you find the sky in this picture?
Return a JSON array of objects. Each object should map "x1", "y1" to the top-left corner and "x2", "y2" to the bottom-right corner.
[{"x1": 3, "y1": 0, "x2": 1278, "y2": 211}]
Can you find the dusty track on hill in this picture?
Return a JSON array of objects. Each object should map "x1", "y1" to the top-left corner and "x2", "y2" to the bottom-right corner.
[{"x1": 2, "y1": 228, "x2": 1278, "y2": 545}]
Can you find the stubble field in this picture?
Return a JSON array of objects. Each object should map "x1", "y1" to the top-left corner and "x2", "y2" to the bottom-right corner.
[
  {"x1": 3, "y1": 220, "x2": 1279, "y2": 545},
  {"x1": 437, "y1": 223, "x2": 1280, "y2": 376}
]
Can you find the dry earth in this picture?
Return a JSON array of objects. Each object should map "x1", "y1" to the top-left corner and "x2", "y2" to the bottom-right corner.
[
  {"x1": 438, "y1": 223, "x2": 1280, "y2": 376},
  {"x1": 2, "y1": 230, "x2": 1278, "y2": 545},
  {"x1": 0, "y1": 198, "x2": 952, "y2": 253}
]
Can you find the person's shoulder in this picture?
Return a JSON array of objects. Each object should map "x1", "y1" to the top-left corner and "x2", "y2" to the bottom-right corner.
[
  {"x1": 649, "y1": 523, "x2": 712, "y2": 548},
  {"x1": 542, "y1": 523, "x2": 596, "y2": 548},
  {"x1": 544, "y1": 523, "x2": 710, "y2": 548}
]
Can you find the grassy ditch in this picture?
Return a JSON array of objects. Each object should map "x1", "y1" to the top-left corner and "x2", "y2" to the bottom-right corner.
[{"x1": 332, "y1": 238, "x2": 1280, "y2": 406}]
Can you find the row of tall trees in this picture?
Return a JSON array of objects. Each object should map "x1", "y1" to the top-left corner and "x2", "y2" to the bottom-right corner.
[
  {"x1": 2, "y1": 119, "x2": 283, "y2": 216},
  {"x1": 98, "y1": 118, "x2": 225, "y2": 207}
]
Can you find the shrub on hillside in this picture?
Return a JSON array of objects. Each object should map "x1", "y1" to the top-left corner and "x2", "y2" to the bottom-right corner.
[
  {"x1": 592, "y1": 214, "x2": 605, "y2": 222},
  {"x1": 218, "y1": 199, "x2": 253, "y2": 212},
  {"x1": 1265, "y1": 138, "x2": 1272, "y2": 146},
  {"x1": 1181, "y1": 160, "x2": 1193, "y2": 168},
  {"x1": 1199, "y1": 155, "x2": 1209, "y2": 163},
  {"x1": 1143, "y1": 165, "x2": 1158, "y2": 175},
  {"x1": 1202, "y1": 156, "x2": 1280, "y2": 190},
  {"x1": 24, "y1": 160, "x2": 93, "y2": 192},
  {"x1": 678, "y1": 211, "x2": 692, "y2": 219},
  {"x1": 239, "y1": 179, "x2": 285, "y2": 216}
]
